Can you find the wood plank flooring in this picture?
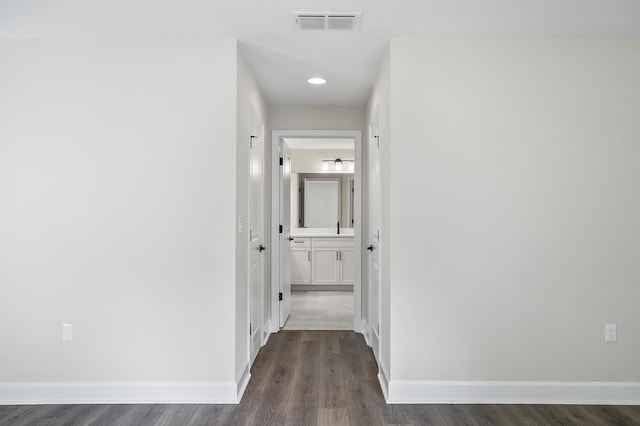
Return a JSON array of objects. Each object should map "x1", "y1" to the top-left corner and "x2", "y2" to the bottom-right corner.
[{"x1": 1, "y1": 331, "x2": 639, "y2": 425}]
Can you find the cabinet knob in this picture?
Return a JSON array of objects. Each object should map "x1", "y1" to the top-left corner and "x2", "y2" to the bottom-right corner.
[
  {"x1": 259, "y1": 245, "x2": 266, "y2": 252},
  {"x1": 367, "y1": 245, "x2": 374, "y2": 251}
]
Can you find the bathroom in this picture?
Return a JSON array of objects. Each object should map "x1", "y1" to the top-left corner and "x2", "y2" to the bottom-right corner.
[{"x1": 281, "y1": 137, "x2": 355, "y2": 330}]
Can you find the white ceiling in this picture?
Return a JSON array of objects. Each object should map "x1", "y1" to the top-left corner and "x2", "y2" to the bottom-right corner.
[
  {"x1": 284, "y1": 138, "x2": 355, "y2": 150},
  {"x1": 2, "y1": 0, "x2": 640, "y2": 106}
]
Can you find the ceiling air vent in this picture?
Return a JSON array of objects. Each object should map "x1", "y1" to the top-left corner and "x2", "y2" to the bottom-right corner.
[
  {"x1": 327, "y1": 15, "x2": 358, "y2": 30},
  {"x1": 297, "y1": 15, "x2": 327, "y2": 30},
  {"x1": 294, "y1": 12, "x2": 362, "y2": 31}
]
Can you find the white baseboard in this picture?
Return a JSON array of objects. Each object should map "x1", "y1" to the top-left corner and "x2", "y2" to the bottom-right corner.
[
  {"x1": 263, "y1": 320, "x2": 272, "y2": 346},
  {"x1": 361, "y1": 319, "x2": 370, "y2": 346},
  {"x1": 387, "y1": 380, "x2": 640, "y2": 405},
  {"x1": 235, "y1": 362, "x2": 251, "y2": 403},
  {"x1": 0, "y1": 381, "x2": 241, "y2": 405},
  {"x1": 378, "y1": 361, "x2": 390, "y2": 402}
]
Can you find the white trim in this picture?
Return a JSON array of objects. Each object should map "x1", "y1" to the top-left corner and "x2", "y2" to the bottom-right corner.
[
  {"x1": 0, "y1": 381, "x2": 240, "y2": 405},
  {"x1": 361, "y1": 319, "x2": 370, "y2": 346},
  {"x1": 235, "y1": 362, "x2": 251, "y2": 402},
  {"x1": 378, "y1": 362, "x2": 390, "y2": 402},
  {"x1": 270, "y1": 130, "x2": 363, "y2": 335},
  {"x1": 387, "y1": 380, "x2": 640, "y2": 405},
  {"x1": 263, "y1": 320, "x2": 272, "y2": 346},
  {"x1": 270, "y1": 130, "x2": 281, "y2": 333}
]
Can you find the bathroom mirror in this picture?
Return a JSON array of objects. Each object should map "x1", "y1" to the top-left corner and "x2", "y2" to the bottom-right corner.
[
  {"x1": 302, "y1": 178, "x2": 340, "y2": 228},
  {"x1": 296, "y1": 173, "x2": 353, "y2": 229}
]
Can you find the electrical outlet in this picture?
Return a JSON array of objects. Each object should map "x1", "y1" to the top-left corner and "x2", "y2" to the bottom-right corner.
[
  {"x1": 62, "y1": 324, "x2": 73, "y2": 341},
  {"x1": 605, "y1": 323, "x2": 617, "y2": 343}
]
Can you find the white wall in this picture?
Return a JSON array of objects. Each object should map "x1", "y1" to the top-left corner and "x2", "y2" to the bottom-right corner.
[
  {"x1": 289, "y1": 149, "x2": 355, "y2": 174},
  {"x1": 0, "y1": 39, "x2": 239, "y2": 398},
  {"x1": 235, "y1": 50, "x2": 268, "y2": 383},
  {"x1": 388, "y1": 39, "x2": 640, "y2": 389},
  {"x1": 270, "y1": 106, "x2": 365, "y2": 131}
]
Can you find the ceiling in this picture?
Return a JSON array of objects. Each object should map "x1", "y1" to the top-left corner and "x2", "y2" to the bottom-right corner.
[{"x1": 2, "y1": 0, "x2": 640, "y2": 106}]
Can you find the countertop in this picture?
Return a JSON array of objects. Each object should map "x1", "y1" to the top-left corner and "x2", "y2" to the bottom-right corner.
[{"x1": 290, "y1": 228, "x2": 354, "y2": 238}]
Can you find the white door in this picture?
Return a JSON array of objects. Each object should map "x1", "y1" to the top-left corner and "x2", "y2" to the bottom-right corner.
[
  {"x1": 279, "y1": 142, "x2": 292, "y2": 327},
  {"x1": 249, "y1": 112, "x2": 265, "y2": 364},
  {"x1": 368, "y1": 111, "x2": 381, "y2": 363}
]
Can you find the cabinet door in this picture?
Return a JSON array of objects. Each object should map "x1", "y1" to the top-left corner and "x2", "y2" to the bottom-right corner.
[
  {"x1": 339, "y1": 248, "x2": 354, "y2": 285},
  {"x1": 291, "y1": 249, "x2": 311, "y2": 284},
  {"x1": 311, "y1": 248, "x2": 340, "y2": 284}
]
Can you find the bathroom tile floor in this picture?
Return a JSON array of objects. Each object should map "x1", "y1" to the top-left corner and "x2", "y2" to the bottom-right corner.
[{"x1": 282, "y1": 291, "x2": 353, "y2": 330}]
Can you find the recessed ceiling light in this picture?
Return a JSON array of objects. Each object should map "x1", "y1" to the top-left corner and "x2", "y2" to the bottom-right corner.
[{"x1": 307, "y1": 77, "x2": 327, "y2": 85}]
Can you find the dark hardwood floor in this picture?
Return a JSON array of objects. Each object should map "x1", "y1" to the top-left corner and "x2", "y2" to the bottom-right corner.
[{"x1": 1, "y1": 330, "x2": 639, "y2": 425}]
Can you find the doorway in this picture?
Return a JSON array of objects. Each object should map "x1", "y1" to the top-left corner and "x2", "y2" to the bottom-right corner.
[{"x1": 270, "y1": 130, "x2": 363, "y2": 333}]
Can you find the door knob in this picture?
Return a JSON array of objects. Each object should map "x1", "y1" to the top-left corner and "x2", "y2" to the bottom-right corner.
[
  {"x1": 259, "y1": 245, "x2": 266, "y2": 252},
  {"x1": 367, "y1": 245, "x2": 374, "y2": 251}
]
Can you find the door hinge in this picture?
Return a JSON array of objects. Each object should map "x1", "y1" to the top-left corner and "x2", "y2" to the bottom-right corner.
[
  {"x1": 250, "y1": 135, "x2": 257, "y2": 149},
  {"x1": 279, "y1": 157, "x2": 283, "y2": 166},
  {"x1": 375, "y1": 134, "x2": 380, "y2": 148},
  {"x1": 279, "y1": 224, "x2": 283, "y2": 234},
  {"x1": 249, "y1": 323, "x2": 252, "y2": 335},
  {"x1": 279, "y1": 292, "x2": 283, "y2": 301}
]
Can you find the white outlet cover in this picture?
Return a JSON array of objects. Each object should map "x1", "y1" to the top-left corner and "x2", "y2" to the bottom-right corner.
[
  {"x1": 62, "y1": 323, "x2": 73, "y2": 341},
  {"x1": 605, "y1": 323, "x2": 617, "y2": 343}
]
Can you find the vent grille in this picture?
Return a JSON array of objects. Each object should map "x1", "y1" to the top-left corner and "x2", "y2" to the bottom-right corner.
[
  {"x1": 294, "y1": 12, "x2": 362, "y2": 30},
  {"x1": 297, "y1": 15, "x2": 327, "y2": 30},
  {"x1": 327, "y1": 16, "x2": 357, "y2": 30}
]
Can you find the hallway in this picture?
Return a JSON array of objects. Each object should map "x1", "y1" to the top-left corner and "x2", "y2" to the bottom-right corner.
[{"x1": 2, "y1": 331, "x2": 640, "y2": 425}]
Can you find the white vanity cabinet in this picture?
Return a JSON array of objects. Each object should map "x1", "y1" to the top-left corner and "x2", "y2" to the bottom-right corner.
[
  {"x1": 290, "y1": 235, "x2": 354, "y2": 285},
  {"x1": 339, "y1": 246, "x2": 354, "y2": 285},
  {"x1": 309, "y1": 237, "x2": 353, "y2": 285},
  {"x1": 290, "y1": 237, "x2": 311, "y2": 284},
  {"x1": 310, "y1": 244, "x2": 340, "y2": 284}
]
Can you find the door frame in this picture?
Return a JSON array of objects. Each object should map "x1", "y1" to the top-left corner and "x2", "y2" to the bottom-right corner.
[{"x1": 270, "y1": 129, "x2": 363, "y2": 333}]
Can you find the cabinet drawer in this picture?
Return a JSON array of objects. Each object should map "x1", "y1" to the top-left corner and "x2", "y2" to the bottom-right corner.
[
  {"x1": 312, "y1": 237, "x2": 353, "y2": 248},
  {"x1": 290, "y1": 237, "x2": 310, "y2": 248}
]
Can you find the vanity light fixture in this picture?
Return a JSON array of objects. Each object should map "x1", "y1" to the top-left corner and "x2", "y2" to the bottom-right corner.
[
  {"x1": 307, "y1": 77, "x2": 327, "y2": 85},
  {"x1": 321, "y1": 159, "x2": 354, "y2": 172}
]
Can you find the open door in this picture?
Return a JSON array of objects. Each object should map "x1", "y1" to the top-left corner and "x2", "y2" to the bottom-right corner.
[
  {"x1": 368, "y1": 111, "x2": 381, "y2": 363},
  {"x1": 279, "y1": 141, "x2": 292, "y2": 327}
]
